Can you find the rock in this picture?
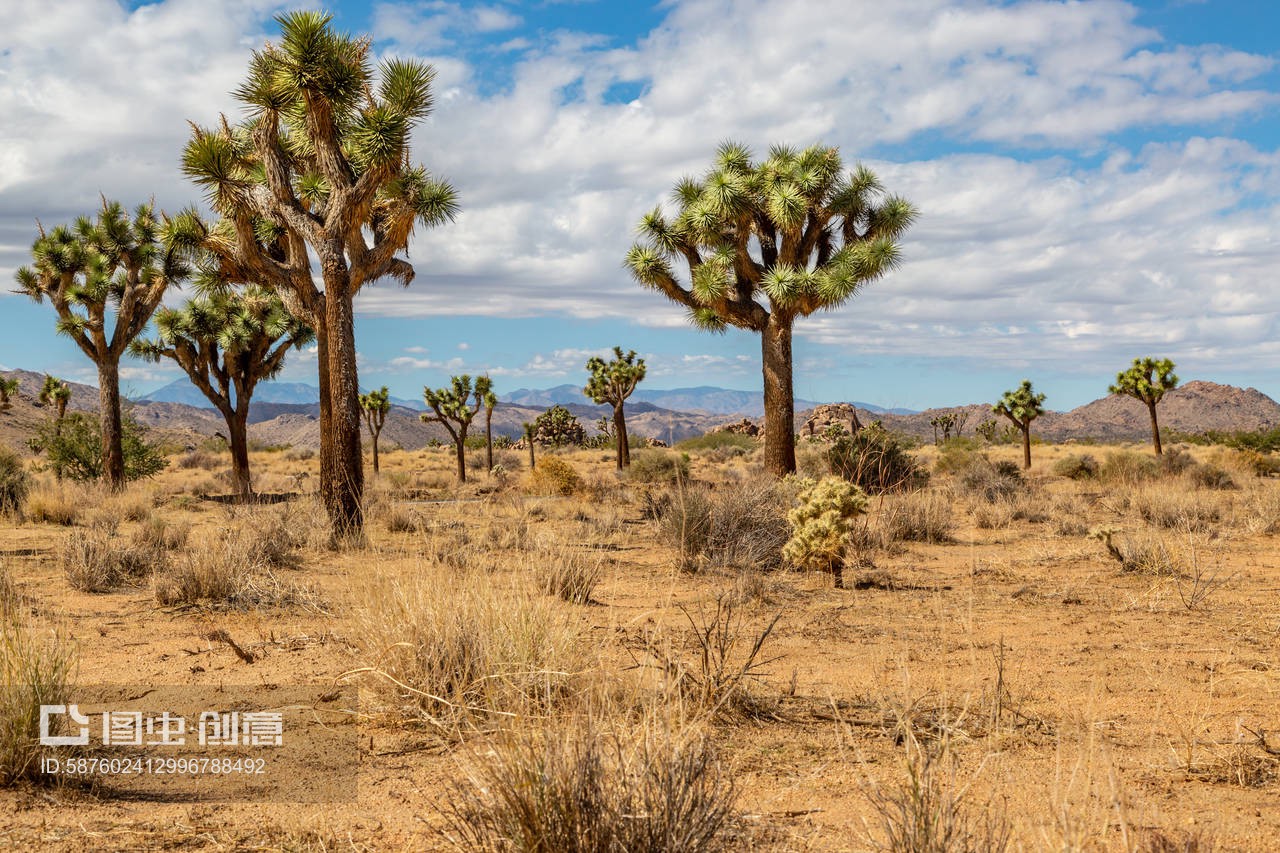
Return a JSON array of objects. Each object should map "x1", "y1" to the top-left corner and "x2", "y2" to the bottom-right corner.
[
  {"x1": 709, "y1": 417, "x2": 761, "y2": 437},
  {"x1": 802, "y1": 403, "x2": 863, "y2": 439}
]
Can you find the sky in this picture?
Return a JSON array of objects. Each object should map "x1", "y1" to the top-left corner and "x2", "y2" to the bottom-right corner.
[{"x1": 2, "y1": 0, "x2": 1279, "y2": 411}]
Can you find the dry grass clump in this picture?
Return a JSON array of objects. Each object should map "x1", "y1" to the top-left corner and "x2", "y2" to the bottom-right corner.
[
  {"x1": 971, "y1": 500, "x2": 1015, "y2": 530},
  {"x1": 531, "y1": 456, "x2": 583, "y2": 496},
  {"x1": 132, "y1": 513, "x2": 191, "y2": 551},
  {"x1": 625, "y1": 449, "x2": 691, "y2": 484},
  {"x1": 153, "y1": 530, "x2": 320, "y2": 610},
  {"x1": 0, "y1": 447, "x2": 30, "y2": 518},
  {"x1": 1051, "y1": 453, "x2": 1098, "y2": 480},
  {"x1": 534, "y1": 543, "x2": 605, "y2": 604},
  {"x1": 1187, "y1": 463, "x2": 1237, "y2": 491},
  {"x1": 178, "y1": 449, "x2": 221, "y2": 470},
  {"x1": 880, "y1": 489, "x2": 955, "y2": 543},
  {"x1": 0, "y1": 567, "x2": 77, "y2": 785},
  {"x1": 1240, "y1": 485, "x2": 1280, "y2": 534},
  {"x1": 24, "y1": 481, "x2": 84, "y2": 525},
  {"x1": 1131, "y1": 487, "x2": 1223, "y2": 532},
  {"x1": 348, "y1": 566, "x2": 589, "y2": 735},
  {"x1": 1098, "y1": 450, "x2": 1160, "y2": 485},
  {"x1": 61, "y1": 522, "x2": 164, "y2": 592},
  {"x1": 958, "y1": 458, "x2": 1023, "y2": 502},
  {"x1": 440, "y1": 717, "x2": 738, "y2": 853},
  {"x1": 653, "y1": 479, "x2": 790, "y2": 574},
  {"x1": 1090, "y1": 527, "x2": 1181, "y2": 576}
]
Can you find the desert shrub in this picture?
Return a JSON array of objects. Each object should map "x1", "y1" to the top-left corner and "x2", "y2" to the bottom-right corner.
[
  {"x1": 0, "y1": 448, "x2": 29, "y2": 517},
  {"x1": 532, "y1": 456, "x2": 583, "y2": 496},
  {"x1": 626, "y1": 449, "x2": 691, "y2": 484},
  {"x1": 24, "y1": 482, "x2": 82, "y2": 525},
  {"x1": 933, "y1": 443, "x2": 983, "y2": 475},
  {"x1": 958, "y1": 458, "x2": 1023, "y2": 502},
  {"x1": 1091, "y1": 527, "x2": 1181, "y2": 575},
  {"x1": 828, "y1": 427, "x2": 925, "y2": 494},
  {"x1": 784, "y1": 476, "x2": 868, "y2": 588},
  {"x1": 1189, "y1": 464, "x2": 1237, "y2": 491},
  {"x1": 178, "y1": 449, "x2": 221, "y2": 470},
  {"x1": 441, "y1": 720, "x2": 738, "y2": 853},
  {"x1": 283, "y1": 446, "x2": 315, "y2": 462},
  {"x1": 676, "y1": 432, "x2": 758, "y2": 453},
  {"x1": 132, "y1": 513, "x2": 190, "y2": 551},
  {"x1": 154, "y1": 530, "x2": 317, "y2": 609},
  {"x1": 971, "y1": 500, "x2": 1015, "y2": 530},
  {"x1": 1052, "y1": 453, "x2": 1098, "y2": 480},
  {"x1": 654, "y1": 479, "x2": 791, "y2": 573},
  {"x1": 1159, "y1": 447, "x2": 1196, "y2": 476},
  {"x1": 27, "y1": 411, "x2": 166, "y2": 483},
  {"x1": 881, "y1": 490, "x2": 954, "y2": 544},
  {"x1": 384, "y1": 505, "x2": 421, "y2": 533},
  {"x1": 62, "y1": 523, "x2": 163, "y2": 592},
  {"x1": 1132, "y1": 488, "x2": 1222, "y2": 532},
  {"x1": 1098, "y1": 450, "x2": 1159, "y2": 485},
  {"x1": 1218, "y1": 448, "x2": 1280, "y2": 478},
  {"x1": 0, "y1": 568, "x2": 77, "y2": 785},
  {"x1": 350, "y1": 568, "x2": 587, "y2": 734},
  {"x1": 535, "y1": 544, "x2": 604, "y2": 604}
]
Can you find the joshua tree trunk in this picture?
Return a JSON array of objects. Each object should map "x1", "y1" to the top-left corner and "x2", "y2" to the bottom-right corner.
[
  {"x1": 97, "y1": 360, "x2": 125, "y2": 492},
  {"x1": 316, "y1": 320, "x2": 336, "y2": 513},
  {"x1": 227, "y1": 408, "x2": 253, "y2": 499},
  {"x1": 455, "y1": 427, "x2": 468, "y2": 484},
  {"x1": 370, "y1": 425, "x2": 382, "y2": 473},
  {"x1": 613, "y1": 403, "x2": 630, "y2": 470},
  {"x1": 527, "y1": 431, "x2": 535, "y2": 470},
  {"x1": 1147, "y1": 401, "x2": 1163, "y2": 455},
  {"x1": 761, "y1": 315, "x2": 796, "y2": 476},
  {"x1": 55, "y1": 400, "x2": 67, "y2": 437},
  {"x1": 1021, "y1": 423, "x2": 1032, "y2": 470},
  {"x1": 322, "y1": 279, "x2": 364, "y2": 538},
  {"x1": 485, "y1": 409, "x2": 494, "y2": 473}
]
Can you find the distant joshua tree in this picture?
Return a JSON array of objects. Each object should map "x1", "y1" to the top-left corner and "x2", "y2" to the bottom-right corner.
[
  {"x1": 584, "y1": 347, "x2": 646, "y2": 470},
  {"x1": 992, "y1": 380, "x2": 1046, "y2": 470},
  {"x1": 132, "y1": 287, "x2": 312, "y2": 498},
  {"x1": 422, "y1": 375, "x2": 492, "y2": 483},
  {"x1": 0, "y1": 377, "x2": 18, "y2": 412},
  {"x1": 522, "y1": 421, "x2": 536, "y2": 469},
  {"x1": 1110, "y1": 357, "x2": 1178, "y2": 456},
  {"x1": 39, "y1": 376, "x2": 72, "y2": 436},
  {"x1": 625, "y1": 142, "x2": 916, "y2": 476},
  {"x1": 479, "y1": 378, "x2": 497, "y2": 473},
  {"x1": 359, "y1": 386, "x2": 391, "y2": 474},
  {"x1": 16, "y1": 200, "x2": 188, "y2": 491}
]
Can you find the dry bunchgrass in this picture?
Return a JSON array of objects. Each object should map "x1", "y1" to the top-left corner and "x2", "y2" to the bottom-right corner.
[
  {"x1": 347, "y1": 563, "x2": 590, "y2": 737},
  {"x1": 534, "y1": 542, "x2": 606, "y2": 604},
  {"x1": 880, "y1": 489, "x2": 955, "y2": 544},
  {"x1": 653, "y1": 478, "x2": 790, "y2": 573},
  {"x1": 61, "y1": 521, "x2": 165, "y2": 592},
  {"x1": 153, "y1": 532, "x2": 321, "y2": 611},
  {"x1": 24, "y1": 481, "x2": 85, "y2": 526},
  {"x1": 440, "y1": 715, "x2": 739, "y2": 853},
  {"x1": 1131, "y1": 486, "x2": 1225, "y2": 532},
  {"x1": 1091, "y1": 527, "x2": 1182, "y2": 576},
  {"x1": 0, "y1": 566, "x2": 77, "y2": 785}
]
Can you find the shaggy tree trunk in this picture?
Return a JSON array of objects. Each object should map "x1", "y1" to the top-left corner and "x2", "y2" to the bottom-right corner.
[
  {"x1": 97, "y1": 360, "x2": 125, "y2": 492},
  {"x1": 761, "y1": 315, "x2": 796, "y2": 476},
  {"x1": 527, "y1": 435, "x2": 535, "y2": 470},
  {"x1": 485, "y1": 409, "x2": 494, "y2": 473},
  {"x1": 322, "y1": 278, "x2": 364, "y2": 538},
  {"x1": 227, "y1": 407, "x2": 253, "y2": 500},
  {"x1": 1021, "y1": 423, "x2": 1032, "y2": 470},
  {"x1": 613, "y1": 403, "x2": 630, "y2": 470},
  {"x1": 455, "y1": 427, "x2": 468, "y2": 484},
  {"x1": 1147, "y1": 401, "x2": 1163, "y2": 456},
  {"x1": 316, "y1": 319, "x2": 335, "y2": 509},
  {"x1": 370, "y1": 425, "x2": 381, "y2": 473}
]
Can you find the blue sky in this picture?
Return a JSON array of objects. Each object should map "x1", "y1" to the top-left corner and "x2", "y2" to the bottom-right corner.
[{"x1": 3, "y1": 0, "x2": 1280, "y2": 411}]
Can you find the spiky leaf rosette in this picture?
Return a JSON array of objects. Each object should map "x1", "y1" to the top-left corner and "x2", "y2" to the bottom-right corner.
[
  {"x1": 992, "y1": 380, "x2": 1046, "y2": 427},
  {"x1": 584, "y1": 347, "x2": 646, "y2": 407},
  {"x1": 1110, "y1": 357, "x2": 1178, "y2": 405}
]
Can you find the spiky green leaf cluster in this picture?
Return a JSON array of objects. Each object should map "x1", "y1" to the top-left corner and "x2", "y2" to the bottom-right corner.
[
  {"x1": 584, "y1": 347, "x2": 647, "y2": 407},
  {"x1": 992, "y1": 380, "x2": 1047, "y2": 426},
  {"x1": 421, "y1": 375, "x2": 492, "y2": 433},
  {"x1": 625, "y1": 141, "x2": 917, "y2": 331},
  {"x1": 1110, "y1": 357, "x2": 1178, "y2": 405},
  {"x1": 782, "y1": 476, "x2": 869, "y2": 572}
]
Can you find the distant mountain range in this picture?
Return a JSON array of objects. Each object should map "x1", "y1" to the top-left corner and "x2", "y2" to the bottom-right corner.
[
  {"x1": 499, "y1": 383, "x2": 916, "y2": 417},
  {"x1": 141, "y1": 378, "x2": 426, "y2": 411}
]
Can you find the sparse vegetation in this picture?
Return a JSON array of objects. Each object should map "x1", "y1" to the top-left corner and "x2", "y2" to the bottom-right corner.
[
  {"x1": 783, "y1": 475, "x2": 869, "y2": 588},
  {"x1": 28, "y1": 411, "x2": 166, "y2": 484},
  {"x1": 992, "y1": 379, "x2": 1046, "y2": 469},
  {"x1": 828, "y1": 425, "x2": 924, "y2": 494},
  {"x1": 0, "y1": 448, "x2": 29, "y2": 517},
  {"x1": 532, "y1": 456, "x2": 583, "y2": 496}
]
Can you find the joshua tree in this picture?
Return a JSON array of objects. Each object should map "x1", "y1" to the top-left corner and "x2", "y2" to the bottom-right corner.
[
  {"x1": 15, "y1": 200, "x2": 187, "y2": 491},
  {"x1": 626, "y1": 142, "x2": 915, "y2": 476},
  {"x1": 1110, "y1": 357, "x2": 1178, "y2": 455},
  {"x1": 132, "y1": 287, "x2": 312, "y2": 498},
  {"x1": 174, "y1": 10, "x2": 458, "y2": 536},
  {"x1": 0, "y1": 377, "x2": 18, "y2": 412},
  {"x1": 480, "y1": 379, "x2": 497, "y2": 473},
  {"x1": 359, "y1": 386, "x2": 391, "y2": 474},
  {"x1": 992, "y1": 380, "x2": 1046, "y2": 469},
  {"x1": 584, "y1": 347, "x2": 646, "y2": 470},
  {"x1": 522, "y1": 422, "x2": 536, "y2": 469},
  {"x1": 38, "y1": 376, "x2": 72, "y2": 431},
  {"x1": 422, "y1": 375, "x2": 491, "y2": 483}
]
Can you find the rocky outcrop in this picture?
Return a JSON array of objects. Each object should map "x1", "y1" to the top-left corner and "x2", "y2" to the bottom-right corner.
[
  {"x1": 709, "y1": 417, "x2": 761, "y2": 437},
  {"x1": 801, "y1": 403, "x2": 863, "y2": 438}
]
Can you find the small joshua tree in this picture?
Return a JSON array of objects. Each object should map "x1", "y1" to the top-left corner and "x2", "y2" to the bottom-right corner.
[
  {"x1": 16, "y1": 199, "x2": 187, "y2": 490},
  {"x1": 532, "y1": 405, "x2": 586, "y2": 447},
  {"x1": 132, "y1": 287, "x2": 312, "y2": 498},
  {"x1": 584, "y1": 347, "x2": 647, "y2": 470},
  {"x1": 0, "y1": 377, "x2": 18, "y2": 412},
  {"x1": 992, "y1": 380, "x2": 1046, "y2": 470},
  {"x1": 782, "y1": 476, "x2": 868, "y2": 589},
  {"x1": 480, "y1": 378, "x2": 497, "y2": 473},
  {"x1": 522, "y1": 422, "x2": 536, "y2": 469},
  {"x1": 359, "y1": 386, "x2": 391, "y2": 474},
  {"x1": 38, "y1": 376, "x2": 72, "y2": 434},
  {"x1": 422, "y1": 375, "x2": 492, "y2": 483},
  {"x1": 1110, "y1": 357, "x2": 1178, "y2": 456}
]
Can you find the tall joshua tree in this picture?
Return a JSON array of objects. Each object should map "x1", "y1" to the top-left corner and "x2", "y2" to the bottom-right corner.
[
  {"x1": 626, "y1": 142, "x2": 916, "y2": 475},
  {"x1": 359, "y1": 386, "x2": 391, "y2": 474},
  {"x1": 479, "y1": 379, "x2": 497, "y2": 473},
  {"x1": 132, "y1": 287, "x2": 312, "y2": 498},
  {"x1": 584, "y1": 347, "x2": 646, "y2": 470},
  {"x1": 993, "y1": 380, "x2": 1046, "y2": 470},
  {"x1": 1111, "y1": 357, "x2": 1178, "y2": 456},
  {"x1": 0, "y1": 378, "x2": 18, "y2": 412},
  {"x1": 39, "y1": 376, "x2": 72, "y2": 435},
  {"x1": 174, "y1": 11, "x2": 458, "y2": 535},
  {"x1": 422, "y1": 375, "x2": 491, "y2": 484},
  {"x1": 15, "y1": 200, "x2": 187, "y2": 491}
]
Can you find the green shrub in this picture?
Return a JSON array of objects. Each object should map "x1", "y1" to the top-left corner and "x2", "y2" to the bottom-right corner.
[
  {"x1": 676, "y1": 432, "x2": 759, "y2": 453},
  {"x1": 1051, "y1": 453, "x2": 1098, "y2": 480},
  {"x1": 827, "y1": 427, "x2": 925, "y2": 494},
  {"x1": 1188, "y1": 464, "x2": 1237, "y2": 491},
  {"x1": 531, "y1": 456, "x2": 582, "y2": 496},
  {"x1": 626, "y1": 449, "x2": 691, "y2": 484},
  {"x1": 27, "y1": 412, "x2": 166, "y2": 483},
  {"x1": 0, "y1": 448, "x2": 29, "y2": 517}
]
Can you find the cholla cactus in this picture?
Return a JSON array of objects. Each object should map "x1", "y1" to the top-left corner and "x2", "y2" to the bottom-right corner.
[{"x1": 783, "y1": 476, "x2": 869, "y2": 589}]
